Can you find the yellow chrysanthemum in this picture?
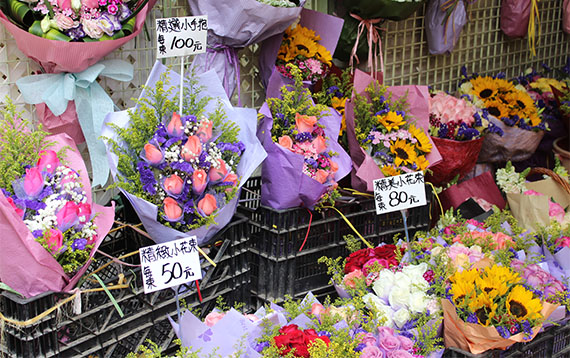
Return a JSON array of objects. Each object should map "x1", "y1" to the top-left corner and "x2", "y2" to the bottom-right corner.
[
  {"x1": 468, "y1": 292, "x2": 497, "y2": 326},
  {"x1": 470, "y1": 77, "x2": 500, "y2": 101},
  {"x1": 381, "y1": 165, "x2": 401, "y2": 177},
  {"x1": 504, "y1": 90, "x2": 538, "y2": 119},
  {"x1": 506, "y1": 285, "x2": 543, "y2": 321},
  {"x1": 415, "y1": 155, "x2": 429, "y2": 171},
  {"x1": 390, "y1": 139, "x2": 417, "y2": 167},
  {"x1": 378, "y1": 111, "x2": 406, "y2": 131},
  {"x1": 484, "y1": 99, "x2": 510, "y2": 119},
  {"x1": 409, "y1": 124, "x2": 432, "y2": 153}
]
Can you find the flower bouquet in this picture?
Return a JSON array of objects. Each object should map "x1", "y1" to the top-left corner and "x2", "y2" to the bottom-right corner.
[
  {"x1": 345, "y1": 70, "x2": 441, "y2": 193},
  {"x1": 0, "y1": 100, "x2": 114, "y2": 298},
  {"x1": 257, "y1": 64, "x2": 351, "y2": 210},
  {"x1": 459, "y1": 70, "x2": 546, "y2": 163},
  {"x1": 259, "y1": 8, "x2": 344, "y2": 90},
  {"x1": 426, "y1": 91, "x2": 502, "y2": 186},
  {"x1": 425, "y1": 0, "x2": 471, "y2": 55},
  {"x1": 442, "y1": 264, "x2": 559, "y2": 354},
  {"x1": 187, "y1": 0, "x2": 304, "y2": 102},
  {"x1": 534, "y1": 222, "x2": 570, "y2": 288},
  {"x1": 500, "y1": 0, "x2": 540, "y2": 55},
  {"x1": 564, "y1": 0, "x2": 570, "y2": 34},
  {"x1": 103, "y1": 61, "x2": 266, "y2": 244}
]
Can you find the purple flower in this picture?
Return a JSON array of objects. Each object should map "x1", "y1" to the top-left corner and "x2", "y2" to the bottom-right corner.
[
  {"x1": 71, "y1": 238, "x2": 88, "y2": 251},
  {"x1": 254, "y1": 341, "x2": 270, "y2": 353},
  {"x1": 466, "y1": 313, "x2": 478, "y2": 323},
  {"x1": 137, "y1": 162, "x2": 157, "y2": 195},
  {"x1": 295, "y1": 132, "x2": 313, "y2": 142},
  {"x1": 32, "y1": 230, "x2": 44, "y2": 238}
]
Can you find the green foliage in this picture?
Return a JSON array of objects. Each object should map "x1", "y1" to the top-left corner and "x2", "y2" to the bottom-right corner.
[
  {"x1": 413, "y1": 313, "x2": 444, "y2": 356},
  {"x1": 0, "y1": 97, "x2": 53, "y2": 191},
  {"x1": 312, "y1": 68, "x2": 353, "y2": 107},
  {"x1": 344, "y1": 234, "x2": 362, "y2": 253}
]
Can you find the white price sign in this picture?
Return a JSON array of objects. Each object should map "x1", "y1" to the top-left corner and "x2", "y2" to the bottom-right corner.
[
  {"x1": 373, "y1": 172, "x2": 427, "y2": 215},
  {"x1": 139, "y1": 236, "x2": 202, "y2": 294},
  {"x1": 155, "y1": 16, "x2": 208, "y2": 59}
]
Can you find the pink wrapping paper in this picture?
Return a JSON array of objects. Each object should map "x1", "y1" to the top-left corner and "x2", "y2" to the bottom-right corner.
[
  {"x1": 500, "y1": 0, "x2": 531, "y2": 38},
  {"x1": 346, "y1": 70, "x2": 442, "y2": 192},
  {"x1": 0, "y1": 0, "x2": 156, "y2": 74},
  {"x1": 36, "y1": 102, "x2": 86, "y2": 144},
  {"x1": 0, "y1": 133, "x2": 114, "y2": 298}
]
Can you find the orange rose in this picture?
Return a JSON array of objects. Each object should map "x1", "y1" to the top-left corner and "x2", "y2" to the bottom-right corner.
[
  {"x1": 330, "y1": 161, "x2": 339, "y2": 173},
  {"x1": 315, "y1": 169, "x2": 329, "y2": 184},
  {"x1": 163, "y1": 174, "x2": 184, "y2": 196},
  {"x1": 209, "y1": 159, "x2": 228, "y2": 183},
  {"x1": 196, "y1": 118, "x2": 213, "y2": 142},
  {"x1": 278, "y1": 136, "x2": 294, "y2": 151},
  {"x1": 312, "y1": 135, "x2": 327, "y2": 154},
  {"x1": 198, "y1": 194, "x2": 218, "y2": 216},
  {"x1": 192, "y1": 169, "x2": 208, "y2": 195},
  {"x1": 181, "y1": 135, "x2": 202, "y2": 162},
  {"x1": 295, "y1": 113, "x2": 317, "y2": 133},
  {"x1": 163, "y1": 197, "x2": 183, "y2": 221}
]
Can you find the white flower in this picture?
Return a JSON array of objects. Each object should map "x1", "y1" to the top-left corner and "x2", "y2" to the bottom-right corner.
[
  {"x1": 402, "y1": 263, "x2": 428, "y2": 281},
  {"x1": 372, "y1": 269, "x2": 395, "y2": 300},
  {"x1": 393, "y1": 271, "x2": 412, "y2": 290},
  {"x1": 363, "y1": 293, "x2": 395, "y2": 328},
  {"x1": 408, "y1": 291, "x2": 429, "y2": 314},
  {"x1": 393, "y1": 308, "x2": 411, "y2": 329},
  {"x1": 388, "y1": 285, "x2": 411, "y2": 310}
]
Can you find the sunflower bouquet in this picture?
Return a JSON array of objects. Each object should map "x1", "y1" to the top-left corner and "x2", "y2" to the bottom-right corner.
[{"x1": 442, "y1": 264, "x2": 558, "y2": 354}]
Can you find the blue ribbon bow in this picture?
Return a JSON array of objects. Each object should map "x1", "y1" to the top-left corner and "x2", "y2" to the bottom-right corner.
[{"x1": 16, "y1": 59, "x2": 134, "y2": 188}]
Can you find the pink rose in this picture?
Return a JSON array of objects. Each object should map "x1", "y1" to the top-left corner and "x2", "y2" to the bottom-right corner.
[
  {"x1": 167, "y1": 112, "x2": 184, "y2": 137},
  {"x1": 493, "y1": 232, "x2": 514, "y2": 250},
  {"x1": 330, "y1": 161, "x2": 339, "y2": 173},
  {"x1": 447, "y1": 243, "x2": 470, "y2": 261},
  {"x1": 312, "y1": 135, "x2": 327, "y2": 154},
  {"x1": 208, "y1": 160, "x2": 228, "y2": 183},
  {"x1": 295, "y1": 113, "x2": 317, "y2": 133},
  {"x1": 22, "y1": 167, "x2": 45, "y2": 198},
  {"x1": 343, "y1": 269, "x2": 364, "y2": 288},
  {"x1": 37, "y1": 150, "x2": 60, "y2": 174},
  {"x1": 77, "y1": 203, "x2": 92, "y2": 224},
  {"x1": 204, "y1": 312, "x2": 225, "y2": 327},
  {"x1": 315, "y1": 169, "x2": 329, "y2": 184},
  {"x1": 544, "y1": 279, "x2": 565, "y2": 297},
  {"x1": 278, "y1": 136, "x2": 294, "y2": 151},
  {"x1": 82, "y1": 0, "x2": 98, "y2": 8},
  {"x1": 377, "y1": 326, "x2": 395, "y2": 337},
  {"x1": 143, "y1": 143, "x2": 163, "y2": 165},
  {"x1": 56, "y1": 201, "x2": 79, "y2": 231},
  {"x1": 192, "y1": 169, "x2": 208, "y2": 195},
  {"x1": 181, "y1": 135, "x2": 202, "y2": 162},
  {"x1": 524, "y1": 190, "x2": 543, "y2": 196},
  {"x1": 196, "y1": 119, "x2": 213, "y2": 142},
  {"x1": 362, "y1": 258, "x2": 390, "y2": 275},
  {"x1": 311, "y1": 303, "x2": 326, "y2": 317},
  {"x1": 45, "y1": 228, "x2": 63, "y2": 253},
  {"x1": 57, "y1": 0, "x2": 71, "y2": 9},
  {"x1": 555, "y1": 236, "x2": 570, "y2": 248},
  {"x1": 510, "y1": 259, "x2": 525, "y2": 272},
  {"x1": 224, "y1": 173, "x2": 238, "y2": 186},
  {"x1": 387, "y1": 349, "x2": 414, "y2": 358},
  {"x1": 397, "y1": 335, "x2": 414, "y2": 351},
  {"x1": 361, "y1": 345, "x2": 384, "y2": 358},
  {"x1": 524, "y1": 264, "x2": 550, "y2": 287},
  {"x1": 549, "y1": 201, "x2": 565, "y2": 223},
  {"x1": 198, "y1": 194, "x2": 218, "y2": 216},
  {"x1": 163, "y1": 197, "x2": 183, "y2": 221},
  {"x1": 163, "y1": 174, "x2": 184, "y2": 196},
  {"x1": 6, "y1": 197, "x2": 24, "y2": 218},
  {"x1": 54, "y1": 14, "x2": 75, "y2": 30},
  {"x1": 357, "y1": 332, "x2": 378, "y2": 347},
  {"x1": 379, "y1": 333, "x2": 401, "y2": 352}
]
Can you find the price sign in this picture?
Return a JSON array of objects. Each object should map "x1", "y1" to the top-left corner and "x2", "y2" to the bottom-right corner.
[
  {"x1": 139, "y1": 236, "x2": 202, "y2": 294},
  {"x1": 373, "y1": 172, "x2": 427, "y2": 215},
  {"x1": 155, "y1": 16, "x2": 208, "y2": 59}
]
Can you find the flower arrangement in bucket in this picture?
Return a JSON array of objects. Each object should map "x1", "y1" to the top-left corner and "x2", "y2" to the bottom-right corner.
[
  {"x1": 426, "y1": 91, "x2": 503, "y2": 186},
  {"x1": 103, "y1": 62, "x2": 265, "y2": 244},
  {"x1": 0, "y1": 98, "x2": 114, "y2": 298},
  {"x1": 458, "y1": 68, "x2": 546, "y2": 163}
]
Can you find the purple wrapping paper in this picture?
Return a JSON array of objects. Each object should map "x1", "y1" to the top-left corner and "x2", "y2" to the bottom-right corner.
[
  {"x1": 542, "y1": 244, "x2": 570, "y2": 286},
  {"x1": 425, "y1": 0, "x2": 467, "y2": 55},
  {"x1": 188, "y1": 0, "x2": 304, "y2": 99},
  {"x1": 258, "y1": 8, "x2": 344, "y2": 89},
  {"x1": 346, "y1": 70, "x2": 442, "y2": 193},
  {"x1": 257, "y1": 102, "x2": 352, "y2": 210},
  {"x1": 103, "y1": 61, "x2": 267, "y2": 245}
]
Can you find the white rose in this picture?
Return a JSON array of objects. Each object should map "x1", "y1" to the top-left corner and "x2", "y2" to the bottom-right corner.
[
  {"x1": 402, "y1": 263, "x2": 428, "y2": 281},
  {"x1": 388, "y1": 285, "x2": 411, "y2": 310},
  {"x1": 372, "y1": 269, "x2": 395, "y2": 299},
  {"x1": 408, "y1": 291, "x2": 429, "y2": 314},
  {"x1": 393, "y1": 308, "x2": 411, "y2": 329},
  {"x1": 393, "y1": 271, "x2": 412, "y2": 290},
  {"x1": 363, "y1": 293, "x2": 395, "y2": 328}
]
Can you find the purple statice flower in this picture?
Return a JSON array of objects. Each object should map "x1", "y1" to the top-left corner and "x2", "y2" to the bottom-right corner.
[
  {"x1": 38, "y1": 185, "x2": 54, "y2": 201},
  {"x1": 457, "y1": 123, "x2": 480, "y2": 140},
  {"x1": 154, "y1": 123, "x2": 168, "y2": 143},
  {"x1": 137, "y1": 162, "x2": 157, "y2": 195},
  {"x1": 24, "y1": 199, "x2": 46, "y2": 211},
  {"x1": 537, "y1": 121, "x2": 547, "y2": 131},
  {"x1": 395, "y1": 110, "x2": 406, "y2": 117},
  {"x1": 466, "y1": 314, "x2": 478, "y2": 323},
  {"x1": 401, "y1": 318, "x2": 419, "y2": 331},
  {"x1": 67, "y1": 25, "x2": 86, "y2": 41},
  {"x1": 518, "y1": 117, "x2": 531, "y2": 130},
  {"x1": 183, "y1": 198, "x2": 195, "y2": 214},
  {"x1": 217, "y1": 142, "x2": 245, "y2": 155},
  {"x1": 473, "y1": 112, "x2": 482, "y2": 127},
  {"x1": 305, "y1": 158, "x2": 318, "y2": 168},
  {"x1": 171, "y1": 161, "x2": 194, "y2": 175},
  {"x1": 32, "y1": 230, "x2": 44, "y2": 238},
  {"x1": 503, "y1": 115, "x2": 519, "y2": 127},
  {"x1": 460, "y1": 66, "x2": 469, "y2": 79},
  {"x1": 398, "y1": 330, "x2": 414, "y2": 339},
  {"x1": 487, "y1": 122, "x2": 504, "y2": 136},
  {"x1": 508, "y1": 247, "x2": 519, "y2": 259},
  {"x1": 254, "y1": 341, "x2": 270, "y2": 353},
  {"x1": 355, "y1": 343, "x2": 366, "y2": 352},
  {"x1": 438, "y1": 123, "x2": 449, "y2": 138},
  {"x1": 71, "y1": 238, "x2": 88, "y2": 251},
  {"x1": 496, "y1": 326, "x2": 510, "y2": 339},
  {"x1": 197, "y1": 151, "x2": 212, "y2": 171},
  {"x1": 495, "y1": 72, "x2": 506, "y2": 79},
  {"x1": 318, "y1": 331, "x2": 332, "y2": 339},
  {"x1": 295, "y1": 132, "x2": 313, "y2": 142},
  {"x1": 374, "y1": 108, "x2": 390, "y2": 117},
  {"x1": 275, "y1": 112, "x2": 286, "y2": 126},
  {"x1": 182, "y1": 114, "x2": 197, "y2": 125}
]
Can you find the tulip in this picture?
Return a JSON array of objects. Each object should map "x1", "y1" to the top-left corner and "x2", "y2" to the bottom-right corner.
[
  {"x1": 163, "y1": 174, "x2": 184, "y2": 196},
  {"x1": 163, "y1": 197, "x2": 183, "y2": 221},
  {"x1": 198, "y1": 194, "x2": 217, "y2": 216},
  {"x1": 56, "y1": 201, "x2": 79, "y2": 232},
  {"x1": 312, "y1": 135, "x2": 327, "y2": 154},
  {"x1": 180, "y1": 135, "x2": 202, "y2": 162},
  {"x1": 196, "y1": 118, "x2": 213, "y2": 142},
  {"x1": 208, "y1": 160, "x2": 228, "y2": 183},
  {"x1": 167, "y1": 112, "x2": 184, "y2": 137},
  {"x1": 192, "y1": 169, "x2": 208, "y2": 195},
  {"x1": 20, "y1": 167, "x2": 45, "y2": 199},
  {"x1": 37, "y1": 150, "x2": 60, "y2": 174},
  {"x1": 143, "y1": 143, "x2": 163, "y2": 165}
]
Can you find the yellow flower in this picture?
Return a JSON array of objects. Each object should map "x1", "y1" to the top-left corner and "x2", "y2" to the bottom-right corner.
[
  {"x1": 331, "y1": 97, "x2": 346, "y2": 115},
  {"x1": 381, "y1": 165, "x2": 401, "y2": 177},
  {"x1": 415, "y1": 155, "x2": 429, "y2": 171},
  {"x1": 484, "y1": 99, "x2": 510, "y2": 119},
  {"x1": 449, "y1": 268, "x2": 479, "y2": 285},
  {"x1": 529, "y1": 113, "x2": 542, "y2": 127},
  {"x1": 378, "y1": 111, "x2": 406, "y2": 131},
  {"x1": 450, "y1": 280, "x2": 476, "y2": 307},
  {"x1": 504, "y1": 90, "x2": 538, "y2": 119},
  {"x1": 476, "y1": 275, "x2": 509, "y2": 299},
  {"x1": 530, "y1": 78, "x2": 566, "y2": 93},
  {"x1": 409, "y1": 124, "x2": 432, "y2": 153},
  {"x1": 390, "y1": 139, "x2": 417, "y2": 167},
  {"x1": 468, "y1": 292, "x2": 497, "y2": 326},
  {"x1": 506, "y1": 285, "x2": 543, "y2": 321},
  {"x1": 483, "y1": 265, "x2": 521, "y2": 286},
  {"x1": 470, "y1": 77, "x2": 499, "y2": 101}
]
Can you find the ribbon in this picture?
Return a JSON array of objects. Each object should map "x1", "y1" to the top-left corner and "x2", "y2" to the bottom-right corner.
[
  {"x1": 440, "y1": 0, "x2": 460, "y2": 45},
  {"x1": 349, "y1": 14, "x2": 385, "y2": 81},
  {"x1": 205, "y1": 44, "x2": 242, "y2": 106},
  {"x1": 16, "y1": 59, "x2": 134, "y2": 188},
  {"x1": 528, "y1": 0, "x2": 541, "y2": 57}
]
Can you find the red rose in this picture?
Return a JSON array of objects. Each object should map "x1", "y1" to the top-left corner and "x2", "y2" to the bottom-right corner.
[
  {"x1": 374, "y1": 244, "x2": 399, "y2": 259},
  {"x1": 291, "y1": 343, "x2": 310, "y2": 358},
  {"x1": 344, "y1": 248, "x2": 375, "y2": 274}
]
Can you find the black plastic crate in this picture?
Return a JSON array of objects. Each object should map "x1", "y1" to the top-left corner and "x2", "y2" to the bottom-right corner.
[
  {"x1": 443, "y1": 332, "x2": 553, "y2": 358},
  {"x1": 0, "y1": 214, "x2": 251, "y2": 358},
  {"x1": 240, "y1": 177, "x2": 432, "y2": 305}
]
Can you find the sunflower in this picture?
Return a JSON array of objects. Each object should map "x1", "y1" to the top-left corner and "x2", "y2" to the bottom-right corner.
[
  {"x1": 288, "y1": 36, "x2": 318, "y2": 59},
  {"x1": 415, "y1": 155, "x2": 429, "y2": 171},
  {"x1": 529, "y1": 113, "x2": 542, "y2": 127},
  {"x1": 483, "y1": 265, "x2": 521, "y2": 286},
  {"x1": 483, "y1": 99, "x2": 510, "y2": 119},
  {"x1": 378, "y1": 111, "x2": 406, "y2": 131},
  {"x1": 504, "y1": 90, "x2": 538, "y2": 118},
  {"x1": 468, "y1": 292, "x2": 497, "y2": 326},
  {"x1": 332, "y1": 97, "x2": 346, "y2": 115},
  {"x1": 470, "y1": 77, "x2": 500, "y2": 101},
  {"x1": 449, "y1": 268, "x2": 479, "y2": 285},
  {"x1": 506, "y1": 285, "x2": 543, "y2": 321},
  {"x1": 381, "y1": 165, "x2": 401, "y2": 177},
  {"x1": 476, "y1": 275, "x2": 509, "y2": 299},
  {"x1": 390, "y1": 139, "x2": 417, "y2": 167},
  {"x1": 409, "y1": 124, "x2": 432, "y2": 153},
  {"x1": 315, "y1": 44, "x2": 332, "y2": 66},
  {"x1": 450, "y1": 280, "x2": 476, "y2": 307}
]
